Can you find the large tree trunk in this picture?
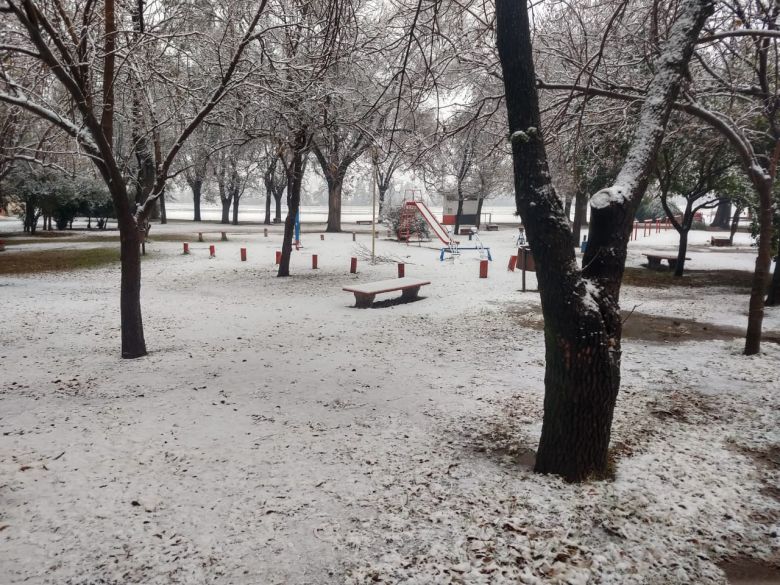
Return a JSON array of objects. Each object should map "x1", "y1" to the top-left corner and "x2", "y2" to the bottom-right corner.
[
  {"x1": 712, "y1": 199, "x2": 731, "y2": 228},
  {"x1": 745, "y1": 178, "x2": 774, "y2": 354},
  {"x1": 119, "y1": 226, "x2": 147, "y2": 358},
  {"x1": 496, "y1": 0, "x2": 712, "y2": 481},
  {"x1": 220, "y1": 196, "x2": 231, "y2": 224},
  {"x1": 192, "y1": 180, "x2": 203, "y2": 222},
  {"x1": 378, "y1": 184, "x2": 388, "y2": 221},
  {"x1": 325, "y1": 176, "x2": 344, "y2": 232},
  {"x1": 572, "y1": 187, "x2": 588, "y2": 246}
]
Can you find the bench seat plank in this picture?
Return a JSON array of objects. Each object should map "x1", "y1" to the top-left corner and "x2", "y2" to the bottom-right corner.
[{"x1": 342, "y1": 277, "x2": 431, "y2": 296}]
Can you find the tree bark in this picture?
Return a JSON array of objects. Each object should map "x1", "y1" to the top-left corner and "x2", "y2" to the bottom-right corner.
[
  {"x1": 279, "y1": 132, "x2": 306, "y2": 277},
  {"x1": 264, "y1": 185, "x2": 272, "y2": 224},
  {"x1": 221, "y1": 196, "x2": 231, "y2": 224},
  {"x1": 572, "y1": 187, "x2": 588, "y2": 246},
  {"x1": 712, "y1": 199, "x2": 731, "y2": 228},
  {"x1": 475, "y1": 196, "x2": 485, "y2": 229},
  {"x1": 745, "y1": 178, "x2": 774, "y2": 354},
  {"x1": 273, "y1": 190, "x2": 283, "y2": 222},
  {"x1": 119, "y1": 226, "x2": 146, "y2": 358},
  {"x1": 378, "y1": 185, "x2": 388, "y2": 221},
  {"x1": 728, "y1": 204, "x2": 742, "y2": 244},
  {"x1": 325, "y1": 176, "x2": 344, "y2": 233},
  {"x1": 159, "y1": 188, "x2": 167, "y2": 224},
  {"x1": 192, "y1": 180, "x2": 203, "y2": 222},
  {"x1": 674, "y1": 229, "x2": 689, "y2": 277},
  {"x1": 232, "y1": 193, "x2": 240, "y2": 225},
  {"x1": 766, "y1": 256, "x2": 779, "y2": 306}
]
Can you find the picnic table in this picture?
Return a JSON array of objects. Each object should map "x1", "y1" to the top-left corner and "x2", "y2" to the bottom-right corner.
[
  {"x1": 342, "y1": 277, "x2": 430, "y2": 308},
  {"x1": 643, "y1": 253, "x2": 690, "y2": 270}
]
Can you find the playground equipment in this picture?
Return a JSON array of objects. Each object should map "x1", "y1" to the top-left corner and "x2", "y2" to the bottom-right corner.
[
  {"x1": 440, "y1": 227, "x2": 492, "y2": 262},
  {"x1": 398, "y1": 199, "x2": 454, "y2": 244}
]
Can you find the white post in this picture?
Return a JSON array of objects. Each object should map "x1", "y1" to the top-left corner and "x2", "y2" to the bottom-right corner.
[{"x1": 371, "y1": 159, "x2": 377, "y2": 264}]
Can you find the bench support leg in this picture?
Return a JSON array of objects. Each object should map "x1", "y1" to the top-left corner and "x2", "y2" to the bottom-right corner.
[
  {"x1": 354, "y1": 292, "x2": 375, "y2": 308},
  {"x1": 647, "y1": 257, "x2": 661, "y2": 269},
  {"x1": 401, "y1": 286, "x2": 421, "y2": 301}
]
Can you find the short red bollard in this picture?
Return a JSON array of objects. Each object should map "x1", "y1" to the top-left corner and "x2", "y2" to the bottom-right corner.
[
  {"x1": 397, "y1": 263, "x2": 405, "y2": 278},
  {"x1": 275, "y1": 250, "x2": 281, "y2": 264},
  {"x1": 263, "y1": 228, "x2": 268, "y2": 237},
  {"x1": 479, "y1": 259, "x2": 488, "y2": 278},
  {"x1": 240, "y1": 248, "x2": 247, "y2": 261},
  {"x1": 508, "y1": 255, "x2": 517, "y2": 271},
  {"x1": 350, "y1": 257, "x2": 357, "y2": 273},
  {"x1": 182, "y1": 242, "x2": 189, "y2": 255},
  {"x1": 312, "y1": 254, "x2": 318, "y2": 269},
  {"x1": 209, "y1": 245, "x2": 216, "y2": 258}
]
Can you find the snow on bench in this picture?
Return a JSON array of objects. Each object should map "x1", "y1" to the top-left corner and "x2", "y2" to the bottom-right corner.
[{"x1": 342, "y1": 277, "x2": 431, "y2": 308}]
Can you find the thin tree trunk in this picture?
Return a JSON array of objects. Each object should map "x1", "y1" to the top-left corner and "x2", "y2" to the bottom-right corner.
[
  {"x1": 274, "y1": 191, "x2": 283, "y2": 222},
  {"x1": 232, "y1": 194, "x2": 240, "y2": 225},
  {"x1": 728, "y1": 204, "x2": 742, "y2": 244},
  {"x1": 325, "y1": 176, "x2": 343, "y2": 233},
  {"x1": 378, "y1": 185, "x2": 388, "y2": 221},
  {"x1": 192, "y1": 180, "x2": 202, "y2": 222},
  {"x1": 119, "y1": 227, "x2": 146, "y2": 358},
  {"x1": 159, "y1": 188, "x2": 167, "y2": 224},
  {"x1": 674, "y1": 228, "x2": 689, "y2": 277},
  {"x1": 279, "y1": 133, "x2": 306, "y2": 277},
  {"x1": 475, "y1": 196, "x2": 485, "y2": 229},
  {"x1": 745, "y1": 179, "x2": 774, "y2": 354},
  {"x1": 264, "y1": 185, "x2": 272, "y2": 224},
  {"x1": 572, "y1": 187, "x2": 588, "y2": 246},
  {"x1": 766, "y1": 256, "x2": 779, "y2": 306}
]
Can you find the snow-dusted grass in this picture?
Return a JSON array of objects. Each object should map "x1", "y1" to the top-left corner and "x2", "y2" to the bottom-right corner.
[{"x1": 0, "y1": 224, "x2": 777, "y2": 584}]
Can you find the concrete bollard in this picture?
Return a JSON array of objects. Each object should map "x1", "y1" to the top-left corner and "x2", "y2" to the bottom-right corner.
[
  {"x1": 240, "y1": 248, "x2": 247, "y2": 261},
  {"x1": 320, "y1": 234, "x2": 325, "y2": 241},
  {"x1": 264, "y1": 228, "x2": 268, "y2": 237},
  {"x1": 479, "y1": 259, "x2": 488, "y2": 278},
  {"x1": 183, "y1": 242, "x2": 190, "y2": 255},
  {"x1": 352, "y1": 232, "x2": 356, "y2": 242},
  {"x1": 221, "y1": 232, "x2": 228, "y2": 241},
  {"x1": 209, "y1": 245, "x2": 216, "y2": 258},
  {"x1": 507, "y1": 255, "x2": 517, "y2": 271},
  {"x1": 198, "y1": 232, "x2": 204, "y2": 242},
  {"x1": 312, "y1": 254, "x2": 318, "y2": 269},
  {"x1": 397, "y1": 263, "x2": 405, "y2": 278},
  {"x1": 350, "y1": 257, "x2": 357, "y2": 274},
  {"x1": 275, "y1": 250, "x2": 281, "y2": 264}
]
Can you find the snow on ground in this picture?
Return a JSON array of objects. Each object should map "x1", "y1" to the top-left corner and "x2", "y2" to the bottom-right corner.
[{"x1": 0, "y1": 221, "x2": 778, "y2": 584}]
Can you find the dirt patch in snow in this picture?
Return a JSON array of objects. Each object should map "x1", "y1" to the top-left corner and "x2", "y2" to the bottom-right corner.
[
  {"x1": 718, "y1": 558, "x2": 780, "y2": 584},
  {"x1": 623, "y1": 267, "x2": 754, "y2": 289}
]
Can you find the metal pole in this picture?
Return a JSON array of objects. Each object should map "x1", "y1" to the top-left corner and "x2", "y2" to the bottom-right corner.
[{"x1": 371, "y1": 158, "x2": 377, "y2": 263}]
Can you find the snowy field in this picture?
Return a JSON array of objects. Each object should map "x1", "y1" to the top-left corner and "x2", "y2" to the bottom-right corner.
[{"x1": 1, "y1": 219, "x2": 778, "y2": 584}]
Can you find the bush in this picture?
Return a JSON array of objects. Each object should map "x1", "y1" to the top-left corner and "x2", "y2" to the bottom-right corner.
[
  {"x1": 636, "y1": 193, "x2": 679, "y2": 222},
  {"x1": 385, "y1": 204, "x2": 430, "y2": 239}
]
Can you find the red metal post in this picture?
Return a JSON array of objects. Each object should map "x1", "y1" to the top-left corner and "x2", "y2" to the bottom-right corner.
[
  {"x1": 209, "y1": 245, "x2": 215, "y2": 258},
  {"x1": 240, "y1": 248, "x2": 247, "y2": 261},
  {"x1": 350, "y1": 257, "x2": 357, "y2": 273},
  {"x1": 275, "y1": 250, "x2": 281, "y2": 264},
  {"x1": 183, "y1": 242, "x2": 189, "y2": 254},
  {"x1": 508, "y1": 255, "x2": 517, "y2": 271},
  {"x1": 397, "y1": 263, "x2": 405, "y2": 278},
  {"x1": 312, "y1": 254, "x2": 318, "y2": 269},
  {"x1": 479, "y1": 259, "x2": 488, "y2": 278}
]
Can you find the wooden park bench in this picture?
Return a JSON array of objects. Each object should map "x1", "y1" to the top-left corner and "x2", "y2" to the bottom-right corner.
[
  {"x1": 342, "y1": 277, "x2": 431, "y2": 308},
  {"x1": 485, "y1": 223, "x2": 499, "y2": 231},
  {"x1": 643, "y1": 253, "x2": 690, "y2": 270},
  {"x1": 710, "y1": 237, "x2": 731, "y2": 247}
]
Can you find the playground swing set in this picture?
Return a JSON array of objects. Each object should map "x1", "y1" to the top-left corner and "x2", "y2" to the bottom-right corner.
[{"x1": 396, "y1": 193, "x2": 492, "y2": 262}]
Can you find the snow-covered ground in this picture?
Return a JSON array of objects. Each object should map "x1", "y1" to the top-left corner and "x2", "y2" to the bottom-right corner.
[{"x1": 1, "y1": 221, "x2": 778, "y2": 584}]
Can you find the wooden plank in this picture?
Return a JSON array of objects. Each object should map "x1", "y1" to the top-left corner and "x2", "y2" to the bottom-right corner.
[{"x1": 342, "y1": 277, "x2": 430, "y2": 295}]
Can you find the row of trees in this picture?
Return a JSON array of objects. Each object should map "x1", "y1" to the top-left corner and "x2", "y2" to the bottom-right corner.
[{"x1": 1, "y1": 0, "x2": 776, "y2": 482}]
